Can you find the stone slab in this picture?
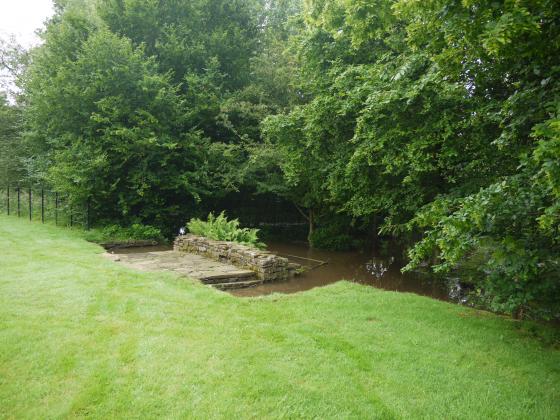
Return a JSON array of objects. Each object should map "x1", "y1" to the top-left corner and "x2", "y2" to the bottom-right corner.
[
  {"x1": 105, "y1": 250, "x2": 259, "y2": 288},
  {"x1": 174, "y1": 234, "x2": 300, "y2": 282}
]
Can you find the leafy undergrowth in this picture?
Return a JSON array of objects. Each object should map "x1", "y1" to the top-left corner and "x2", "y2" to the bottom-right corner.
[
  {"x1": 0, "y1": 215, "x2": 559, "y2": 419},
  {"x1": 83, "y1": 223, "x2": 165, "y2": 245},
  {"x1": 187, "y1": 211, "x2": 265, "y2": 249}
]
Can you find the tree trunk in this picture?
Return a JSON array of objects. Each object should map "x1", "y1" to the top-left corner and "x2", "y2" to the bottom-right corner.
[
  {"x1": 371, "y1": 214, "x2": 379, "y2": 252},
  {"x1": 293, "y1": 203, "x2": 315, "y2": 247},
  {"x1": 307, "y1": 209, "x2": 314, "y2": 247}
]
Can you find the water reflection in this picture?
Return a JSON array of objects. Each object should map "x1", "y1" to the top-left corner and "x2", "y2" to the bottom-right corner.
[{"x1": 366, "y1": 256, "x2": 395, "y2": 279}]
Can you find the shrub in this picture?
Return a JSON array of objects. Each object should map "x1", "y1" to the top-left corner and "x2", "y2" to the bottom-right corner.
[
  {"x1": 84, "y1": 223, "x2": 164, "y2": 244},
  {"x1": 309, "y1": 225, "x2": 362, "y2": 251},
  {"x1": 187, "y1": 212, "x2": 265, "y2": 249}
]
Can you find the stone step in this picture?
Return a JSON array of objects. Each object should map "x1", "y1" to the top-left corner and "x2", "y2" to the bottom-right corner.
[
  {"x1": 105, "y1": 249, "x2": 265, "y2": 290},
  {"x1": 199, "y1": 270, "x2": 256, "y2": 285},
  {"x1": 212, "y1": 279, "x2": 263, "y2": 290}
]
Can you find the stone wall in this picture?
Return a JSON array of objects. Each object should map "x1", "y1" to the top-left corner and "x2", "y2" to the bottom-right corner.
[{"x1": 174, "y1": 234, "x2": 299, "y2": 282}]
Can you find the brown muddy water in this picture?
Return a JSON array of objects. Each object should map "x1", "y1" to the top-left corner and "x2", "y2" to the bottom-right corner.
[
  {"x1": 231, "y1": 242, "x2": 449, "y2": 299},
  {"x1": 112, "y1": 242, "x2": 449, "y2": 300}
]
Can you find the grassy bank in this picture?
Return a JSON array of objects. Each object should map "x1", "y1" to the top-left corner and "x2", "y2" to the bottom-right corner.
[{"x1": 0, "y1": 215, "x2": 559, "y2": 419}]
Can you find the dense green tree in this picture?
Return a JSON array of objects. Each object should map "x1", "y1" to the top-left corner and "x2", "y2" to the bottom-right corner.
[
  {"x1": 0, "y1": 35, "x2": 27, "y2": 186},
  {"x1": 262, "y1": 0, "x2": 559, "y2": 316},
  {"x1": 23, "y1": 13, "x2": 213, "y2": 228},
  {"x1": 0, "y1": 94, "x2": 24, "y2": 184},
  {"x1": 98, "y1": 0, "x2": 262, "y2": 89},
  {"x1": 20, "y1": 0, "x2": 272, "y2": 230},
  {"x1": 97, "y1": 0, "x2": 265, "y2": 146},
  {"x1": 0, "y1": 35, "x2": 28, "y2": 96},
  {"x1": 398, "y1": 0, "x2": 560, "y2": 317}
]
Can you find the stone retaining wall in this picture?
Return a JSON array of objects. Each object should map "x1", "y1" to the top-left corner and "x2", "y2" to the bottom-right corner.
[{"x1": 174, "y1": 234, "x2": 298, "y2": 282}]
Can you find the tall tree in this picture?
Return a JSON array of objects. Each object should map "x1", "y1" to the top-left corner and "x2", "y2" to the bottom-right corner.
[
  {"x1": 20, "y1": 0, "x2": 284, "y2": 230},
  {"x1": 262, "y1": 0, "x2": 560, "y2": 316},
  {"x1": 398, "y1": 0, "x2": 560, "y2": 317},
  {"x1": 0, "y1": 93, "x2": 23, "y2": 185}
]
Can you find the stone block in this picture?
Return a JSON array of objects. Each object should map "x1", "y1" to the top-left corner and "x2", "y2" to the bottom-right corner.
[{"x1": 173, "y1": 234, "x2": 300, "y2": 283}]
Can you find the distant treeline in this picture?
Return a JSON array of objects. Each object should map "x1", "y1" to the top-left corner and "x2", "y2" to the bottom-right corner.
[{"x1": 0, "y1": 0, "x2": 558, "y2": 318}]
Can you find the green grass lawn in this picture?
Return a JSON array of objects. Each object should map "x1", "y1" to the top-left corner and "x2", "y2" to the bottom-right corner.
[{"x1": 0, "y1": 215, "x2": 559, "y2": 419}]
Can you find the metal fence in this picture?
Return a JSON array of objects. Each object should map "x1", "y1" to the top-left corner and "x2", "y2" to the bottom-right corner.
[{"x1": 0, "y1": 186, "x2": 90, "y2": 229}]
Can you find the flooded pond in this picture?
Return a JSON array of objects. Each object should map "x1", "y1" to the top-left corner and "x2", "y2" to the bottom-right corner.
[
  {"x1": 231, "y1": 241, "x2": 449, "y2": 299},
  {"x1": 110, "y1": 242, "x2": 450, "y2": 300}
]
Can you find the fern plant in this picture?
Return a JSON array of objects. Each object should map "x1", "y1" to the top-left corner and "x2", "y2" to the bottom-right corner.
[{"x1": 187, "y1": 212, "x2": 266, "y2": 249}]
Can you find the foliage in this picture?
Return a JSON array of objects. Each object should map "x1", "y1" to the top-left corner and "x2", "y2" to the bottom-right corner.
[
  {"x1": 396, "y1": 0, "x2": 560, "y2": 318},
  {"x1": 187, "y1": 211, "x2": 265, "y2": 249},
  {"x1": 13, "y1": 0, "x2": 307, "y2": 234},
  {"x1": 309, "y1": 227, "x2": 356, "y2": 251},
  {"x1": 97, "y1": 0, "x2": 262, "y2": 90},
  {"x1": 0, "y1": 34, "x2": 28, "y2": 96},
  {"x1": 0, "y1": 94, "x2": 24, "y2": 184},
  {"x1": 20, "y1": 2, "x2": 261, "y2": 230},
  {"x1": 309, "y1": 215, "x2": 366, "y2": 251},
  {"x1": 260, "y1": 0, "x2": 560, "y2": 318},
  {"x1": 84, "y1": 223, "x2": 164, "y2": 244}
]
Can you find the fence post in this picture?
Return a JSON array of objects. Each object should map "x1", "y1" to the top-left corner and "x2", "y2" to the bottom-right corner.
[
  {"x1": 29, "y1": 187, "x2": 32, "y2": 221},
  {"x1": 55, "y1": 192, "x2": 58, "y2": 226},
  {"x1": 41, "y1": 188, "x2": 45, "y2": 223},
  {"x1": 86, "y1": 197, "x2": 90, "y2": 230},
  {"x1": 6, "y1": 186, "x2": 9, "y2": 216},
  {"x1": 70, "y1": 203, "x2": 73, "y2": 227},
  {"x1": 17, "y1": 187, "x2": 20, "y2": 217}
]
